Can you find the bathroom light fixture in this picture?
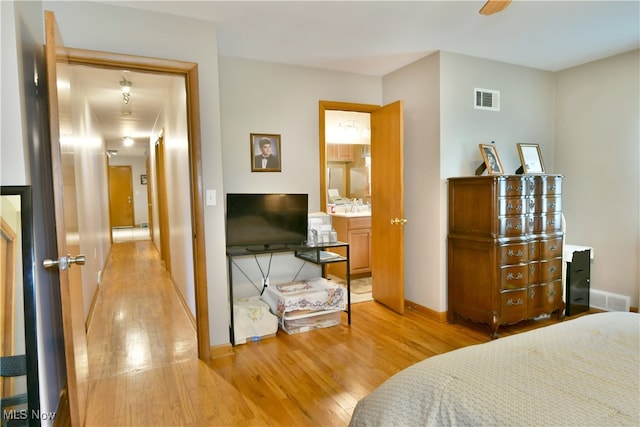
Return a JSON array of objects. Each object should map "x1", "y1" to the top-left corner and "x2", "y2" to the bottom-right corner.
[
  {"x1": 338, "y1": 120, "x2": 370, "y2": 139},
  {"x1": 120, "y1": 77, "x2": 132, "y2": 104},
  {"x1": 123, "y1": 136, "x2": 134, "y2": 147}
]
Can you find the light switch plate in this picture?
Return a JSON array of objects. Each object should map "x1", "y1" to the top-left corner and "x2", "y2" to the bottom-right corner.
[{"x1": 206, "y1": 189, "x2": 216, "y2": 206}]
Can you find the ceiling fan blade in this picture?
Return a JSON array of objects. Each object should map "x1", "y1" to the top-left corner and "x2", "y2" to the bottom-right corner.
[{"x1": 479, "y1": 0, "x2": 512, "y2": 16}]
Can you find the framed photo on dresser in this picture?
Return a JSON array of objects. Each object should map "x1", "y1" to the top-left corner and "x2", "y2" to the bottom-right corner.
[
  {"x1": 517, "y1": 143, "x2": 545, "y2": 174},
  {"x1": 479, "y1": 144, "x2": 504, "y2": 174}
]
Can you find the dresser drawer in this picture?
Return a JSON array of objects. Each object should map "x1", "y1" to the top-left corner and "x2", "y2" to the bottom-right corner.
[
  {"x1": 534, "y1": 175, "x2": 562, "y2": 196},
  {"x1": 498, "y1": 216, "x2": 529, "y2": 236},
  {"x1": 532, "y1": 196, "x2": 562, "y2": 214},
  {"x1": 347, "y1": 216, "x2": 371, "y2": 230},
  {"x1": 499, "y1": 242, "x2": 528, "y2": 264},
  {"x1": 528, "y1": 240, "x2": 539, "y2": 260},
  {"x1": 500, "y1": 264, "x2": 529, "y2": 290},
  {"x1": 500, "y1": 289, "x2": 528, "y2": 323},
  {"x1": 540, "y1": 237, "x2": 563, "y2": 259},
  {"x1": 498, "y1": 197, "x2": 528, "y2": 216},
  {"x1": 527, "y1": 261, "x2": 539, "y2": 283},
  {"x1": 528, "y1": 281, "x2": 562, "y2": 317},
  {"x1": 498, "y1": 176, "x2": 528, "y2": 197},
  {"x1": 539, "y1": 258, "x2": 562, "y2": 282},
  {"x1": 533, "y1": 213, "x2": 563, "y2": 234}
]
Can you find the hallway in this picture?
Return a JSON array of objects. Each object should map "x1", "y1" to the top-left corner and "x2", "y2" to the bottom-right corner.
[{"x1": 84, "y1": 240, "x2": 272, "y2": 426}]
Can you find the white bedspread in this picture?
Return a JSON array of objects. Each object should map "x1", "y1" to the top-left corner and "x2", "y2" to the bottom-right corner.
[{"x1": 350, "y1": 312, "x2": 640, "y2": 426}]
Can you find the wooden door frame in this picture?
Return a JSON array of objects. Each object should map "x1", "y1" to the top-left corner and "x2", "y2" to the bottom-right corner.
[
  {"x1": 1, "y1": 217, "x2": 17, "y2": 397},
  {"x1": 154, "y1": 135, "x2": 171, "y2": 273},
  {"x1": 64, "y1": 47, "x2": 211, "y2": 359},
  {"x1": 145, "y1": 156, "x2": 154, "y2": 240},
  {"x1": 319, "y1": 100, "x2": 380, "y2": 213},
  {"x1": 319, "y1": 100, "x2": 406, "y2": 314}
]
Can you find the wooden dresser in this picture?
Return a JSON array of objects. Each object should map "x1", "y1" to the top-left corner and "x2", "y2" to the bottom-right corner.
[{"x1": 447, "y1": 175, "x2": 564, "y2": 338}]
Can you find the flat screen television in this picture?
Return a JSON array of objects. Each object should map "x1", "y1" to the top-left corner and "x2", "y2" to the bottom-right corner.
[{"x1": 225, "y1": 193, "x2": 308, "y2": 250}]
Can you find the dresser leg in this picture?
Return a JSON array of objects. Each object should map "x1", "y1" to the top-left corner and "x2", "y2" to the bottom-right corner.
[{"x1": 490, "y1": 315, "x2": 500, "y2": 339}]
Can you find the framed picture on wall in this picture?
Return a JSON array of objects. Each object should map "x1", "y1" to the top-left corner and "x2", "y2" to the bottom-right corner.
[
  {"x1": 517, "y1": 143, "x2": 545, "y2": 174},
  {"x1": 140, "y1": 174, "x2": 147, "y2": 185},
  {"x1": 251, "y1": 133, "x2": 281, "y2": 172},
  {"x1": 479, "y1": 144, "x2": 504, "y2": 174}
]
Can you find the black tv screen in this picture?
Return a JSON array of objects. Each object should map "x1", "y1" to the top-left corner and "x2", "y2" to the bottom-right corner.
[{"x1": 225, "y1": 193, "x2": 308, "y2": 249}]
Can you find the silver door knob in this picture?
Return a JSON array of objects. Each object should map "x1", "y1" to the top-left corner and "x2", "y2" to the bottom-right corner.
[{"x1": 43, "y1": 254, "x2": 86, "y2": 270}]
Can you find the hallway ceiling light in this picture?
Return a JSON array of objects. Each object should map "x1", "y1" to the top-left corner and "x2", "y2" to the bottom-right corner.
[
  {"x1": 106, "y1": 149, "x2": 118, "y2": 158},
  {"x1": 123, "y1": 136, "x2": 134, "y2": 147},
  {"x1": 120, "y1": 77, "x2": 132, "y2": 104}
]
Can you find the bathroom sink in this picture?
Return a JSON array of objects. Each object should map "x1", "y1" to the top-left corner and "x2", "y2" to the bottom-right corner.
[{"x1": 331, "y1": 211, "x2": 371, "y2": 217}]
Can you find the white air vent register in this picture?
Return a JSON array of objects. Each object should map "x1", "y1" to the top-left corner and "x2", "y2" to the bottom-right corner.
[{"x1": 474, "y1": 88, "x2": 500, "y2": 111}]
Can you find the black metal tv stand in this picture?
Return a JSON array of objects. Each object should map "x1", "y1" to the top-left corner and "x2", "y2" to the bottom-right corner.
[{"x1": 226, "y1": 242, "x2": 351, "y2": 345}]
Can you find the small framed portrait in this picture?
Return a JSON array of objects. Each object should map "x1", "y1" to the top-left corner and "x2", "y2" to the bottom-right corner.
[
  {"x1": 479, "y1": 144, "x2": 504, "y2": 174},
  {"x1": 140, "y1": 174, "x2": 147, "y2": 185},
  {"x1": 251, "y1": 133, "x2": 281, "y2": 172},
  {"x1": 517, "y1": 143, "x2": 545, "y2": 174}
]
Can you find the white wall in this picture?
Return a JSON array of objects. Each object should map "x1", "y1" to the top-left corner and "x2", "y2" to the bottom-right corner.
[
  {"x1": 219, "y1": 56, "x2": 382, "y2": 210},
  {"x1": 382, "y1": 52, "x2": 442, "y2": 310},
  {"x1": 149, "y1": 75, "x2": 196, "y2": 315},
  {"x1": 555, "y1": 50, "x2": 640, "y2": 307},
  {"x1": 218, "y1": 56, "x2": 381, "y2": 296},
  {"x1": 1, "y1": 0, "x2": 28, "y2": 185},
  {"x1": 437, "y1": 52, "x2": 556, "y2": 313},
  {"x1": 383, "y1": 51, "x2": 556, "y2": 312},
  {"x1": 439, "y1": 52, "x2": 556, "y2": 179},
  {"x1": 68, "y1": 90, "x2": 111, "y2": 319}
]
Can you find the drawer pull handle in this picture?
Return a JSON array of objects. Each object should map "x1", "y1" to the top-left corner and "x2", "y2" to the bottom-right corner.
[
  {"x1": 507, "y1": 272, "x2": 523, "y2": 281},
  {"x1": 547, "y1": 265, "x2": 557, "y2": 273},
  {"x1": 506, "y1": 298, "x2": 523, "y2": 306},
  {"x1": 548, "y1": 245, "x2": 558, "y2": 251},
  {"x1": 529, "y1": 288, "x2": 536, "y2": 298},
  {"x1": 548, "y1": 289, "x2": 556, "y2": 297},
  {"x1": 549, "y1": 202, "x2": 556, "y2": 209},
  {"x1": 507, "y1": 249, "x2": 523, "y2": 257},
  {"x1": 506, "y1": 223, "x2": 522, "y2": 230}
]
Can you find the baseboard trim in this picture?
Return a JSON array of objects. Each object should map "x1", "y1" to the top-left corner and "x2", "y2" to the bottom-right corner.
[
  {"x1": 53, "y1": 385, "x2": 70, "y2": 427},
  {"x1": 169, "y1": 276, "x2": 198, "y2": 331},
  {"x1": 405, "y1": 299, "x2": 447, "y2": 322},
  {"x1": 210, "y1": 343, "x2": 234, "y2": 358}
]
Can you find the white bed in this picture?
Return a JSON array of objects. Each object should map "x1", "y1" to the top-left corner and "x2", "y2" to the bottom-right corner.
[{"x1": 350, "y1": 312, "x2": 640, "y2": 426}]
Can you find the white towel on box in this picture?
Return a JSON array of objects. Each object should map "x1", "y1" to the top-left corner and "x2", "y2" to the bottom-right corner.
[{"x1": 233, "y1": 296, "x2": 278, "y2": 344}]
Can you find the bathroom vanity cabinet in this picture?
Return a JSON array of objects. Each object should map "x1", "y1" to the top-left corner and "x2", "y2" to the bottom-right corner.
[{"x1": 328, "y1": 214, "x2": 371, "y2": 279}]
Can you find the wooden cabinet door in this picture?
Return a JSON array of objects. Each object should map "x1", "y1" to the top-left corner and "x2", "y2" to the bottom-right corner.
[{"x1": 349, "y1": 229, "x2": 371, "y2": 274}]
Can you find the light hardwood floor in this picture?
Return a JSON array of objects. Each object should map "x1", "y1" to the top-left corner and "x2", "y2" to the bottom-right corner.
[{"x1": 84, "y1": 240, "x2": 576, "y2": 426}]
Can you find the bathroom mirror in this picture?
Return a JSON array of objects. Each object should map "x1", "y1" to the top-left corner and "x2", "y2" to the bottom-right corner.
[
  {"x1": 1, "y1": 186, "x2": 39, "y2": 420},
  {"x1": 319, "y1": 101, "x2": 378, "y2": 212}
]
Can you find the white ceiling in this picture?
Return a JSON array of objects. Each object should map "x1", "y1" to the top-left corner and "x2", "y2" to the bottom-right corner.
[{"x1": 83, "y1": 0, "x2": 638, "y2": 156}]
